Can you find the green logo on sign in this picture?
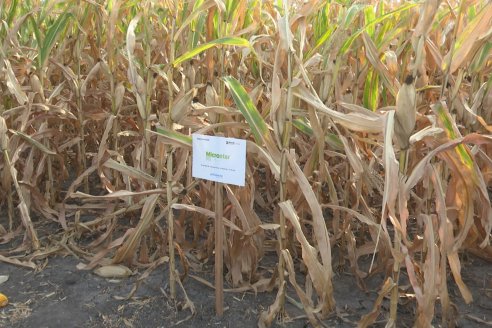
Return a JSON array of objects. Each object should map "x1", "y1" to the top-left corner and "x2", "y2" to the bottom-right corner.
[{"x1": 206, "y1": 151, "x2": 230, "y2": 160}]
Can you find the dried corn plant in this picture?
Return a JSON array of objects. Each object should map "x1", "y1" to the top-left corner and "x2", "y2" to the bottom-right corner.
[{"x1": 1, "y1": 0, "x2": 491, "y2": 327}]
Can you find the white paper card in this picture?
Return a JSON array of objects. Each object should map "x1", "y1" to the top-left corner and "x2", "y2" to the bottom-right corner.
[{"x1": 192, "y1": 134, "x2": 246, "y2": 186}]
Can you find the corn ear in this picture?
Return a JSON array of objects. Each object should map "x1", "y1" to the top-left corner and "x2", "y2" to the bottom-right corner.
[
  {"x1": 205, "y1": 83, "x2": 219, "y2": 122},
  {"x1": 113, "y1": 82, "x2": 125, "y2": 114},
  {"x1": 0, "y1": 293, "x2": 8, "y2": 307},
  {"x1": 395, "y1": 75, "x2": 416, "y2": 150},
  {"x1": 94, "y1": 265, "x2": 133, "y2": 278},
  {"x1": 0, "y1": 117, "x2": 8, "y2": 151},
  {"x1": 29, "y1": 73, "x2": 45, "y2": 102}
]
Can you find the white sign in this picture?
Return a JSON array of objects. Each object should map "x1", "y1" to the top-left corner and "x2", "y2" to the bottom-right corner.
[{"x1": 192, "y1": 134, "x2": 246, "y2": 186}]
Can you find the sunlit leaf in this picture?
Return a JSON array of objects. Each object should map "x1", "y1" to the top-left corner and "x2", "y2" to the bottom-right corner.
[
  {"x1": 224, "y1": 76, "x2": 281, "y2": 161},
  {"x1": 152, "y1": 125, "x2": 192, "y2": 148},
  {"x1": 340, "y1": 2, "x2": 418, "y2": 55},
  {"x1": 173, "y1": 37, "x2": 251, "y2": 67},
  {"x1": 39, "y1": 11, "x2": 73, "y2": 69}
]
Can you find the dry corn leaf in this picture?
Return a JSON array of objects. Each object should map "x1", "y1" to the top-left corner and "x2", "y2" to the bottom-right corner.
[
  {"x1": 172, "y1": 88, "x2": 196, "y2": 122},
  {"x1": 279, "y1": 200, "x2": 335, "y2": 315},
  {"x1": 70, "y1": 189, "x2": 165, "y2": 200},
  {"x1": 171, "y1": 203, "x2": 242, "y2": 232},
  {"x1": 465, "y1": 315, "x2": 492, "y2": 326},
  {"x1": 432, "y1": 165, "x2": 455, "y2": 326},
  {"x1": 0, "y1": 254, "x2": 36, "y2": 269},
  {"x1": 293, "y1": 84, "x2": 384, "y2": 133},
  {"x1": 4, "y1": 152, "x2": 40, "y2": 250},
  {"x1": 114, "y1": 256, "x2": 169, "y2": 301},
  {"x1": 409, "y1": 126, "x2": 444, "y2": 144},
  {"x1": 448, "y1": 251, "x2": 473, "y2": 303},
  {"x1": 112, "y1": 194, "x2": 159, "y2": 264},
  {"x1": 281, "y1": 249, "x2": 321, "y2": 327},
  {"x1": 339, "y1": 134, "x2": 364, "y2": 178},
  {"x1": 76, "y1": 228, "x2": 136, "y2": 271},
  {"x1": 444, "y1": 3, "x2": 492, "y2": 73},
  {"x1": 0, "y1": 275, "x2": 9, "y2": 285},
  {"x1": 246, "y1": 141, "x2": 280, "y2": 180},
  {"x1": 228, "y1": 233, "x2": 258, "y2": 286},
  {"x1": 406, "y1": 133, "x2": 492, "y2": 246},
  {"x1": 277, "y1": 11, "x2": 294, "y2": 52},
  {"x1": 258, "y1": 281, "x2": 286, "y2": 328},
  {"x1": 413, "y1": 0, "x2": 440, "y2": 38},
  {"x1": 414, "y1": 214, "x2": 439, "y2": 326},
  {"x1": 358, "y1": 278, "x2": 395, "y2": 328},
  {"x1": 191, "y1": 103, "x2": 240, "y2": 116},
  {"x1": 4, "y1": 59, "x2": 28, "y2": 105},
  {"x1": 103, "y1": 158, "x2": 157, "y2": 184},
  {"x1": 285, "y1": 151, "x2": 332, "y2": 271},
  {"x1": 80, "y1": 61, "x2": 101, "y2": 99}
]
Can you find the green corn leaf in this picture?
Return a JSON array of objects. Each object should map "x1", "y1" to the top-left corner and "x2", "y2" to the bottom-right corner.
[
  {"x1": 13, "y1": 130, "x2": 57, "y2": 156},
  {"x1": 29, "y1": 15, "x2": 43, "y2": 51},
  {"x1": 191, "y1": 15, "x2": 206, "y2": 49},
  {"x1": 364, "y1": 5, "x2": 376, "y2": 37},
  {"x1": 39, "y1": 11, "x2": 73, "y2": 69},
  {"x1": 173, "y1": 37, "x2": 250, "y2": 67},
  {"x1": 339, "y1": 2, "x2": 418, "y2": 55},
  {"x1": 151, "y1": 126, "x2": 192, "y2": 148},
  {"x1": 174, "y1": 0, "x2": 212, "y2": 43},
  {"x1": 433, "y1": 102, "x2": 474, "y2": 169},
  {"x1": 293, "y1": 118, "x2": 343, "y2": 151},
  {"x1": 363, "y1": 68, "x2": 379, "y2": 111},
  {"x1": 7, "y1": 0, "x2": 19, "y2": 26},
  {"x1": 223, "y1": 76, "x2": 268, "y2": 144},
  {"x1": 244, "y1": 0, "x2": 257, "y2": 26},
  {"x1": 470, "y1": 42, "x2": 492, "y2": 73},
  {"x1": 224, "y1": 76, "x2": 280, "y2": 161},
  {"x1": 292, "y1": 118, "x2": 313, "y2": 136},
  {"x1": 307, "y1": 24, "x2": 336, "y2": 59},
  {"x1": 343, "y1": 3, "x2": 367, "y2": 28},
  {"x1": 226, "y1": 0, "x2": 241, "y2": 22}
]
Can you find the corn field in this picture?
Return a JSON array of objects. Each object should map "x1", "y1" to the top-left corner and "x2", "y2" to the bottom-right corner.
[{"x1": 1, "y1": 0, "x2": 492, "y2": 326}]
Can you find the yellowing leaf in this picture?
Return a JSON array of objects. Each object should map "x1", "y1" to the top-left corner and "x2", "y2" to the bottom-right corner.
[
  {"x1": 444, "y1": 3, "x2": 492, "y2": 73},
  {"x1": 173, "y1": 37, "x2": 251, "y2": 67}
]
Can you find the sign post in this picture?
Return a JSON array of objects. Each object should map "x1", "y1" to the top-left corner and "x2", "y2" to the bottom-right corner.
[
  {"x1": 192, "y1": 134, "x2": 246, "y2": 316},
  {"x1": 214, "y1": 182, "x2": 224, "y2": 316}
]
